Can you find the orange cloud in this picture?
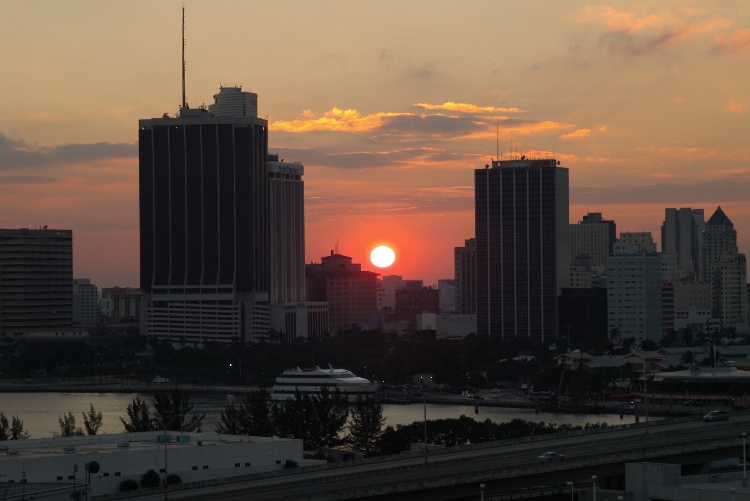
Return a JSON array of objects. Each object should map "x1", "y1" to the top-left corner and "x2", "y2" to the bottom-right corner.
[
  {"x1": 271, "y1": 108, "x2": 412, "y2": 132},
  {"x1": 578, "y1": 6, "x2": 729, "y2": 54},
  {"x1": 711, "y1": 28, "x2": 750, "y2": 54},
  {"x1": 561, "y1": 128, "x2": 591, "y2": 139},
  {"x1": 726, "y1": 100, "x2": 747, "y2": 115},
  {"x1": 13, "y1": 112, "x2": 71, "y2": 123},
  {"x1": 414, "y1": 102, "x2": 523, "y2": 114}
]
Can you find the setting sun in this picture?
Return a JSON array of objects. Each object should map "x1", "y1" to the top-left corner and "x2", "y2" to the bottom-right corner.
[{"x1": 370, "y1": 245, "x2": 396, "y2": 268}]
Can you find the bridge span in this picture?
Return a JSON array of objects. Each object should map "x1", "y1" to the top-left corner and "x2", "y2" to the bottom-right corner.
[{"x1": 108, "y1": 411, "x2": 750, "y2": 501}]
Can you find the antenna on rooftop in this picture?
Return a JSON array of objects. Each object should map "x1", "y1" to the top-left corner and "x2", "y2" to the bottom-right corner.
[
  {"x1": 496, "y1": 124, "x2": 499, "y2": 161},
  {"x1": 335, "y1": 238, "x2": 340, "y2": 254},
  {"x1": 181, "y1": 6, "x2": 187, "y2": 109}
]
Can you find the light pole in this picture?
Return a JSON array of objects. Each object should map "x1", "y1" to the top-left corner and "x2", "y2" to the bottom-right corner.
[
  {"x1": 421, "y1": 376, "x2": 428, "y2": 463},
  {"x1": 592, "y1": 475, "x2": 597, "y2": 501},
  {"x1": 566, "y1": 481, "x2": 574, "y2": 501},
  {"x1": 480, "y1": 483, "x2": 485, "y2": 501},
  {"x1": 743, "y1": 432, "x2": 747, "y2": 487}
]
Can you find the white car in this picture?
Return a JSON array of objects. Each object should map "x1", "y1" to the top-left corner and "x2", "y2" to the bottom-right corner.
[{"x1": 538, "y1": 451, "x2": 565, "y2": 461}]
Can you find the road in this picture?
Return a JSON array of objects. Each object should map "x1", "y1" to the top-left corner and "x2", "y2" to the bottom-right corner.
[{"x1": 102, "y1": 410, "x2": 750, "y2": 501}]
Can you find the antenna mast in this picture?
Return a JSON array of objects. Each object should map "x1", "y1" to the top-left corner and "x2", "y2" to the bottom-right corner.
[{"x1": 181, "y1": 7, "x2": 186, "y2": 109}]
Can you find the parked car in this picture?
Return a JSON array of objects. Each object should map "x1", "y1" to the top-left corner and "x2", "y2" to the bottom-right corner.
[
  {"x1": 703, "y1": 410, "x2": 730, "y2": 422},
  {"x1": 538, "y1": 451, "x2": 565, "y2": 461}
]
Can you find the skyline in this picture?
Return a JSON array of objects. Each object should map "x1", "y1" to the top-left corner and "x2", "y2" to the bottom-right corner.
[{"x1": 2, "y1": 1, "x2": 750, "y2": 289}]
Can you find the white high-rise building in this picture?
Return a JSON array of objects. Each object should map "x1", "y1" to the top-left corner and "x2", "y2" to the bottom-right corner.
[
  {"x1": 607, "y1": 253, "x2": 663, "y2": 342},
  {"x1": 73, "y1": 278, "x2": 100, "y2": 325},
  {"x1": 613, "y1": 232, "x2": 656, "y2": 254}
]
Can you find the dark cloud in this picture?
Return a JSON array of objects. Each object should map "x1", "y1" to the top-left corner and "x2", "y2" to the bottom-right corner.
[
  {"x1": 573, "y1": 179, "x2": 750, "y2": 205},
  {"x1": 598, "y1": 30, "x2": 675, "y2": 56},
  {"x1": 0, "y1": 132, "x2": 135, "y2": 170}
]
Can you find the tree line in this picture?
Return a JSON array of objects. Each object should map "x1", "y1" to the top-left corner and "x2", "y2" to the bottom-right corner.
[{"x1": 2, "y1": 389, "x2": 604, "y2": 458}]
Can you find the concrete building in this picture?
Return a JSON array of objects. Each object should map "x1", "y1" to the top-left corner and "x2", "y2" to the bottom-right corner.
[
  {"x1": 73, "y1": 278, "x2": 100, "y2": 325},
  {"x1": 661, "y1": 208, "x2": 705, "y2": 281},
  {"x1": 570, "y1": 212, "x2": 616, "y2": 267},
  {"x1": 702, "y1": 207, "x2": 748, "y2": 330},
  {"x1": 139, "y1": 86, "x2": 269, "y2": 345},
  {"x1": 306, "y1": 252, "x2": 378, "y2": 334},
  {"x1": 558, "y1": 287, "x2": 608, "y2": 350},
  {"x1": 419, "y1": 312, "x2": 477, "y2": 340},
  {"x1": 475, "y1": 158, "x2": 570, "y2": 341},
  {"x1": 0, "y1": 431, "x2": 304, "y2": 499},
  {"x1": 377, "y1": 275, "x2": 405, "y2": 311},
  {"x1": 0, "y1": 228, "x2": 74, "y2": 336},
  {"x1": 101, "y1": 287, "x2": 141, "y2": 325},
  {"x1": 454, "y1": 238, "x2": 477, "y2": 314},
  {"x1": 438, "y1": 279, "x2": 456, "y2": 313},
  {"x1": 395, "y1": 284, "x2": 440, "y2": 331},
  {"x1": 614, "y1": 232, "x2": 657, "y2": 254},
  {"x1": 607, "y1": 253, "x2": 663, "y2": 342}
]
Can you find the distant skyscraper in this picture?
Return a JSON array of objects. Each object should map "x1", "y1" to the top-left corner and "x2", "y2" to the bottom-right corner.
[
  {"x1": 0, "y1": 228, "x2": 73, "y2": 335},
  {"x1": 139, "y1": 86, "x2": 269, "y2": 344},
  {"x1": 475, "y1": 158, "x2": 570, "y2": 341},
  {"x1": 661, "y1": 208, "x2": 704, "y2": 281},
  {"x1": 267, "y1": 155, "x2": 305, "y2": 304},
  {"x1": 702, "y1": 206, "x2": 747, "y2": 328},
  {"x1": 454, "y1": 238, "x2": 477, "y2": 314},
  {"x1": 570, "y1": 212, "x2": 616, "y2": 267}
]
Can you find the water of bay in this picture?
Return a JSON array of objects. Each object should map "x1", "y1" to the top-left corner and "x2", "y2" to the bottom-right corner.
[{"x1": 0, "y1": 392, "x2": 638, "y2": 439}]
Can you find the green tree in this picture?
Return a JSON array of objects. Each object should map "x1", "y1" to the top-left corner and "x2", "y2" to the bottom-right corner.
[
  {"x1": 0, "y1": 413, "x2": 27, "y2": 440},
  {"x1": 10, "y1": 416, "x2": 29, "y2": 440},
  {"x1": 152, "y1": 391, "x2": 205, "y2": 432},
  {"x1": 348, "y1": 396, "x2": 385, "y2": 455},
  {"x1": 242, "y1": 389, "x2": 275, "y2": 436},
  {"x1": 55, "y1": 412, "x2": 84, "y2": 437},
  {"x1": 121, "y1": 397, "x2": 153, "y2": 432},
  {"x1": 140, "y1": 469, "x2": 161, "y2": 488},
  {"x1": 273, "y1": 388, "x2": 348, "y2": 451},
  {"x1": 215, "y1": 399, "x2": 244, "y2": 435},
  {"x1": 82, "y1": 404, "x2": 103, "y2": 435}
]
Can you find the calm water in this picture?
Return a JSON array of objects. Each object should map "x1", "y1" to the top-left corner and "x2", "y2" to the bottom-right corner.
[{"x1": 0, "y1": 392, "x2": 637, "y2": 439}]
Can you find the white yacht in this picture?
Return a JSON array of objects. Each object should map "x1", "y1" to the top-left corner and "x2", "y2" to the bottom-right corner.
[{"x1": 271, "y1": 366, "x2": 379, "y2": 402}]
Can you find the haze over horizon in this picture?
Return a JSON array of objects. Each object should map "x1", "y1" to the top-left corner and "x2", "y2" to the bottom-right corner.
[{"x1": 2, "y1": 1, "x2": 750, "y2": 289}]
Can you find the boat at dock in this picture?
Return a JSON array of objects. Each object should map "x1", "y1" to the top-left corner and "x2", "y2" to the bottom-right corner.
[{"x1": 270, "y1": 366, "x2": 379, "y2": 402}]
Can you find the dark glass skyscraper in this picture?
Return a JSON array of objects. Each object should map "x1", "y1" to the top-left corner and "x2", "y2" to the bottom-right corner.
[
  {"x1": 139, "y1": 87, "x2": 269, "y2": 343},
  {"x1": 474, "y1": 159, "x2": 569, "y2": 341}
]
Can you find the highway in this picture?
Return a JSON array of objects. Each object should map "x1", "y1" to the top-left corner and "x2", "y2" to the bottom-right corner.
[{"x1": 101, "y1": 411, "x2": 750, "y2": 501}]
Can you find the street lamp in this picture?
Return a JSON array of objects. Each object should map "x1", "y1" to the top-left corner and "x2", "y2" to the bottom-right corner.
[
  {"x1": 480, "y1": 483, "x2": 485, "y2": 501},
  {"x1": 566, "y1": 481, "x2": 574, "y2": 501},
  {"x1": 592, "y1": 475, "x2": 597, "y2": 501},
  {"x1": 421, "y1": 376, "x2": 428, "y2": 464},
  {"x1": 743, "y1": 432, "x2": 747, "y2": 487}
]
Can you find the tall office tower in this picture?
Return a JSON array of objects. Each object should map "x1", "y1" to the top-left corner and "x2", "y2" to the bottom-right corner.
[
  {"x1": 73, "y1": 278, "x2": 100, "y2": 325},
  {"x1": 661, "y1": 208, "x2": 705, "y2": 281},
  {"x1": 267, "y1": 155, "x2": 305, "y2": 304},
  {"x1": 454, "y1": 238, "x2": 477, "y2": 314},
  {"x1": 570, "y1": 212, "x2": 616, "y2": 267},
  {"x1": 475, "y1": 159, "x2": 570, "y2": 341},
  {"x1": 702, "y1": 207, "x2": 747, "y2": 328},
  {"x1": 607, "y1": 253, "x2": 663, "y2": 342},
  {"x1": 139, "y1": 86, "x2": 269, "y2": 344},
  {"x1": 0, "y1": 228, "x2": 73, "y2": 335}
]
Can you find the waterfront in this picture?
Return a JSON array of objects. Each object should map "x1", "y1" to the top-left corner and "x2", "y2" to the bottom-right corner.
[{"x1": 0, "y1": 391, "x2": 641, "y2": 438}]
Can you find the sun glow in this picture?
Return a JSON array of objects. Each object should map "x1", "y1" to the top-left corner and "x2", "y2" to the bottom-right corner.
[{"x1": 370, "y1": 245, "x2": 396, "y2": 268}]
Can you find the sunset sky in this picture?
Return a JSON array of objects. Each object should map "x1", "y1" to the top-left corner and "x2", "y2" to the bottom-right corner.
[{"x1": 2, "y1": 1, "x2": 750, "y2": 288}]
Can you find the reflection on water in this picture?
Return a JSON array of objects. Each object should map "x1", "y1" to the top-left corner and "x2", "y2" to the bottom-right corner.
[{"x1": 0, "y1": 392, "x2": 638, "y2": 439}]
